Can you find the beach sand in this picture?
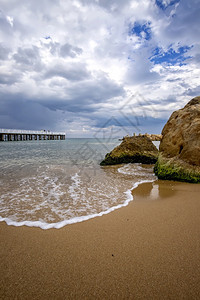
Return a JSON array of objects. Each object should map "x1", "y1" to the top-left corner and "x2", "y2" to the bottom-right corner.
[{"x1": 0, "y1": 180, "x2": 200, "y2": 299}]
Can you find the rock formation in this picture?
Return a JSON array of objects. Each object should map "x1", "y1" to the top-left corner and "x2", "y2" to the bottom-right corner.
[
  {"x1": 132, "y1": 133, "x2": 162, "y2": 141},
  {"x1": 145, "y1": 134, "x2": 162, "y2": 141},
  {"x1": 154, "y1": 96, "x2": 200, "y2": 183},
  {"x1": 100, "y1": 136, "x2": 158, "y2": 166}
]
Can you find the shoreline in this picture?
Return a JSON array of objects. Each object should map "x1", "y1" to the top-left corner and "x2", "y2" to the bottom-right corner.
[
  {"x1": 0, "y1": 178, "x2": 156, "y2": 230},
  {"x1": 1, "y1": 180, "x2": 200, "y2": 299}
]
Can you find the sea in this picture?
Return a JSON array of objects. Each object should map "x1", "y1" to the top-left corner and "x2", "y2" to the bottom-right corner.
[{"x1": 0, "y1": 138, "x2": 158, "y2": 229}]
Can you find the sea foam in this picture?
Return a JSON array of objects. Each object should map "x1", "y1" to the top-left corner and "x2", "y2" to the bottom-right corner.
[
  {"x1": 0, "y1": 139, "x2": 156, "y2": 230},
  {"x1": 0, "y1": 179, "x2": 155, "y2": 230}
]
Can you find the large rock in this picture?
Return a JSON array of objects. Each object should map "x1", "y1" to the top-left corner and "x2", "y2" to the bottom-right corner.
[
  {"x1": 100, "y1": 136, "x2": 158, "y2": 166},
  {"x1": 154, "y1": 96, "x2": 200, "y2": 183}
]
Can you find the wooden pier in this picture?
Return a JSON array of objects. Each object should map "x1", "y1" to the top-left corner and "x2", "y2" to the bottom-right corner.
[{"x1": 0, "y1": 129, "x2": 65, "y2": 142}]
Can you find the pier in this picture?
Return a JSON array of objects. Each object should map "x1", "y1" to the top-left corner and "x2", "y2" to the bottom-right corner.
[{"x1": 0, "y1": 129, "x2": 65, "y2": 142}]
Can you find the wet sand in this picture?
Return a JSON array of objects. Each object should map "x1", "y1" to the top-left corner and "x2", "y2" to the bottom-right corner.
[{"x1": 0, "y1": 180, "x2": 200, "y2": 299}]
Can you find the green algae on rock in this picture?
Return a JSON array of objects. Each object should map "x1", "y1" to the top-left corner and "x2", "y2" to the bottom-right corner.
[
  {"x1": 154, "y1": 96, "x2": 200, "y2": 183},
  {"x1": 154, "y1": 155, "x2": 200, "y2": 183},
  {"x1": 100, "y1": 136, "x2": 158, "y2": 166}
]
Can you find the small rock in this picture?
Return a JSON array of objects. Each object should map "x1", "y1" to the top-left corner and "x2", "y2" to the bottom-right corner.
[{"x1": 100, "y1": 136, "x2": 158, "y2": 166}]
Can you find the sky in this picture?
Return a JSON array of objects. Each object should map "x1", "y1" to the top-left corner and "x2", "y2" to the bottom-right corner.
[{"x1": 0, "y1": 0, "x2": 200, "y2": 138}]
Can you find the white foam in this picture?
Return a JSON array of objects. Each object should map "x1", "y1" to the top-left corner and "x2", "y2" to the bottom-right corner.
[
  {"x1": 118, "y1": 164, "x2": 154, "y2": 177},
  {"x1": 0, "y1": 169, "x2": 68, "y2": 222},
  {"x1": 0, "y1": 179, "x2": 155, "y2": 230},
  {"x1": 68, "y1": 172, "x2": 84, "y2": 204}
]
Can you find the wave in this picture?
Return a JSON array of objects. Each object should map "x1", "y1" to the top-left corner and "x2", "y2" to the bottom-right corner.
[
  {"x1": 118, "y1": 163, "x2": 156, "y2": 177},
  {"x1": 0, "y1": 179, "x2": 155, "y2": 230}
]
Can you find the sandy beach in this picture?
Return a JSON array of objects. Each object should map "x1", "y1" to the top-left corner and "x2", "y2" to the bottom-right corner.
[{"x1": 1, "y1": 180, "x2": 200, "y2": 299}]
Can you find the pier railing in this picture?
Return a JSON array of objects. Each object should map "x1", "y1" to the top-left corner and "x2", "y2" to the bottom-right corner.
[
  {"x1": 0, "y1": 129, "x2": 65, "y2": 135},
  {"x1": 0, "y1": 129, "x2": 66, "y2": 141}
]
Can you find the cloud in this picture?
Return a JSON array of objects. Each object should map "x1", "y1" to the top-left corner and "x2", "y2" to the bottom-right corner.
[
  {"x1": 186, "y1": 86, "x2": 200, "y2": 97},
  {"x1": 44, "y1": 62, "x2": 91, "y2": 81},
  {"x1": 0, "y1": 0, "x2": 200, "y2": 136},
  {"x1": 155, "y1": 0, "x2": 180, "y2": 11},
  {"x1": 0, "y1": 9, "x2": 13, "y2": 34},
  {"x1": 60, "y1": 43, "x2": 83, "y2": 58},
  {"x1": 0, "y1": 73, "x2": 20, "y2": 85},
  {"x1": 0, "y1": 43, "x2": 10, "y2": 60},
  {"x1": 0, "y1": 93, "x2": 65, "y2": 131},
  {"x1": 125, "y1": 48, "x2": 160, "y2": 84},
  {"x1": 79, "y1": 0, "x2": 131, "y2": 12},
  {"x1": 39, "y1": 72, "x2": 125, "y2": 113},
  {"x1": 41, "y1": 39, "x2": 83, "y2": 58},
  {"x1": 13, "y1": 46, "x2": 42, "y2": 71},
  {"x1": 154, "y1": 0, "x2": 200, "y2": 46}
]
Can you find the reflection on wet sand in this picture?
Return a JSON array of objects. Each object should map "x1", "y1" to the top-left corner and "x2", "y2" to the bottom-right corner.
[{"x1": 132, "y1": 180, "x2": 182, "y2": 201}]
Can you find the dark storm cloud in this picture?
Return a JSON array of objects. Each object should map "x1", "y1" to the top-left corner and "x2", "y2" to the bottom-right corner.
[
  {"x1": 0, "y1": 69, "x2": 125, "y2": 131},
  {"x1": 0, "y1": 93, "x2": 62, "y2": 130},
  {"x1": 39, "y1": 74, "x2": 125, "y2": 112},
  {"x1": 0, "y1": 76, "x2": 124, "y2": 131},
  {"x1": 94, "y1": 114, "x2": 166, "y2": 135},
  {"x1": 66, "y1": 74, "x2": 125, "y2": 104}
]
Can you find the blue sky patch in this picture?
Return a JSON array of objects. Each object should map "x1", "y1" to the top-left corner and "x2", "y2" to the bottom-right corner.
[
  {"x1": 129, "y1": 22, "x2": 151, "y2": 40},
  {"x1": 155, "y1": 0, "x2": 180, "y2": 10},
  {"x1": 150, "y1": 46, "x2": 192, "y2": 66}
]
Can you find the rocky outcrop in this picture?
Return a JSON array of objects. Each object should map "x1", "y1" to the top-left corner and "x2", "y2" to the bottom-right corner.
[
  {"x1": 100, "y1": 136, "x2": 158, "y2": 166},
  {"x1": 154, "y1": 96, "x2": 200, "y2": 183},
  {"x1": 145, "y1": 134, "x2": 162, "y2": 141},
  {"x1": 132, "y1": 133, "x2": 162, "y2": 141}
]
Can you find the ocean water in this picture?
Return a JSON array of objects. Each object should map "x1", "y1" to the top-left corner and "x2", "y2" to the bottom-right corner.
[{"x1": 0, "y1": 139, "x2": 157, "y2": 229}]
